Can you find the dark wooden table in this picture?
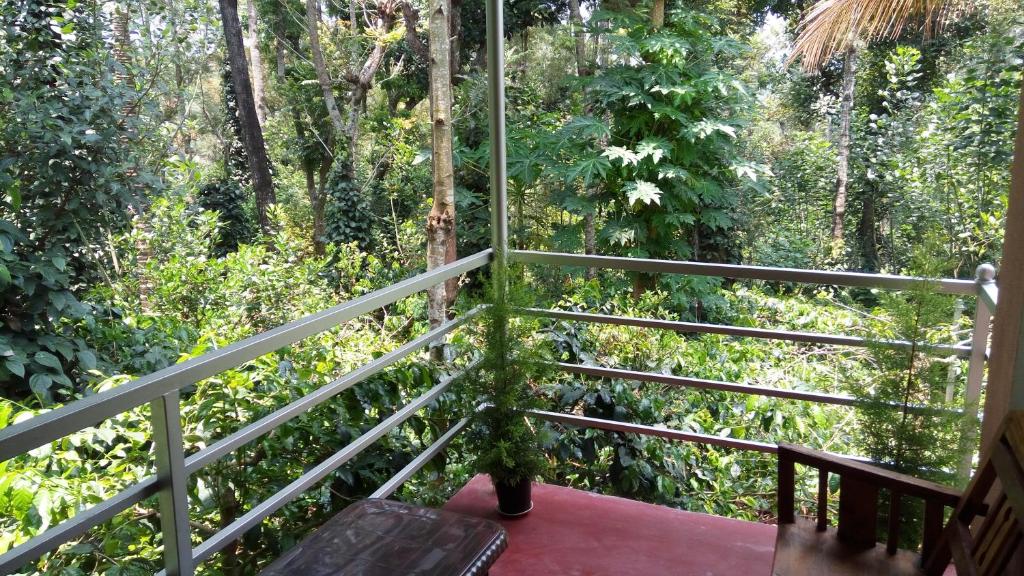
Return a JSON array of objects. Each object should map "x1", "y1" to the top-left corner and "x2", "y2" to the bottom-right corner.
[{"x1": 260, "y1": 499, "x2": 507, "y2": 576}]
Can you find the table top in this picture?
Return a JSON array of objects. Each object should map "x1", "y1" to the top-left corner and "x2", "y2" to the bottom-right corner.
[{"x1": 260, "y1": 499, "x2": 508, "y2": 576}]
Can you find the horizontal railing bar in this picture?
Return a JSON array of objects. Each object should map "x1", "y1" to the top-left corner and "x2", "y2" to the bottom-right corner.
[
  {"x1": 558, "y1": 363, "x2": 858, "y2": 406},
  {"x1": 979, "y1": 281, "x2": 998, "y2": 311},
  {"x1": 512, "y1": 251, "x2": 976, "y2": 295},
  {"x1": 529, "y1": 410, "x2": 877, "y2": 465},
  {"x1": 0, "y1": 250, "x2": 491, "y2": 464},
  {"x1": 558, "y1": 363, "x2": 958, "y2": 416},
  {"x1": 369, "y1": 417, "x2": 471, "y2": 500},
  {"x1": 527, "y1": 409, "x2": 778, "y2": 453},
  {"x1": 523, "y1": 308, "x2": 972, "y2": 358},
  {"x1": 0, "y1": 477, "x2": 159, "y2": 574},
  {"x1": 185, "y1": 308, "x2": 483, "y2": 474},
  {"x1": 187, "y1": 362, "x2": 477, "y2": 567}
]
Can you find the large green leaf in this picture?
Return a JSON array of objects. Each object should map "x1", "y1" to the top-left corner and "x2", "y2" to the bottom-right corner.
[
  {"x1": 567, "y1": 155, "x2": 612, "y2": 187},
  {"x1": 4, "y1": 357, "x2": 25, "y2": 378},
  {"x1": 562, "y1": 116, "x2": 611, "y2": 141},
  {"x1": 636, "y1": 138, "x2": 671, "y2": 165},
  {"x1": 33, "y1": 351, "x2": 62, "y2": 370},
  {"x1": 625, "y1": 181, "x2": 663, "y2": 206},
  {"x1": 29, "y1": 373, "x2": 53, "y2": 394},
  {"x1": 603, "y1": 146, "x2": 640, "y2": 166}
]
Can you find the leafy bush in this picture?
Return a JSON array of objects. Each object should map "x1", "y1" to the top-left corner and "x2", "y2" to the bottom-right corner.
[
  {"x1": 0, "y1": 0, "x2": 152, "y2": 402},
  {"x1": 196, "y1": 180, "x2": 256, "y2": 255},
  {"x1": 322, "y1": 160, "x2": 373, "y2": 252}
]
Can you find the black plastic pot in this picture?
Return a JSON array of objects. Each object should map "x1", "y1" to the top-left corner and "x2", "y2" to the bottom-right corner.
[{"x1": 494, "y1": 478, "x2": 533, "y2": 517}]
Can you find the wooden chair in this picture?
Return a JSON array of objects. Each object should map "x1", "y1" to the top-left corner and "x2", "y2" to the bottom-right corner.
[
  {"x1": 923, "y1": 411, "x2": 1024, "y2": 576},
  {"x1": 772, "y1": 411, "x2": 1024, "y2": 576}
]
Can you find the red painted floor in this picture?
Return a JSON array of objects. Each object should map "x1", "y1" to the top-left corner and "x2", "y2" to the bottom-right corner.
[{"x1": 443, "y1": 475, "x2": 777, "y2": 576}]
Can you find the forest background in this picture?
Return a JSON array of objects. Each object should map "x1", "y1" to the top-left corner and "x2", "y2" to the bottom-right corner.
[{"x1": 1, "y1": 0, "x2": 1022, "y2": 574}]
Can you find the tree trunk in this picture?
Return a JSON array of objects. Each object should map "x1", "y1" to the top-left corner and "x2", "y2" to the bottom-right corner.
[
  {"x1": 569, "y1": 0, "x2": 587, "y2": 75},
  {"x1": 400, "y1": 2, "x2": 429, "y2": 61},
  {"x1": 306, "y1": 0, "x2": 347, "y2": 136},
  {"x1": 426, "y1": 0, "x2": 456, "y2": 335},
  {"x1": 651, "y1": 0, "x2": 665, "y2": 28},
  {"x1": 450, "y1": 0, "x2": 462, "y2": 82},
  {"x1": 246, "y1": 0, "x2": 267, "y2": 127},
  {"x1": 220, "y1": 0, "x2": 276, "y2": 234},
  {"x1": 858, "y1": 183, "x2": 879, "y2": 272},
  {"x1": 275, "y1": 34, "x2": 286, "y2": 81},
  {"x1": 348, "y1": 40, "x2": 388, "y2": 177},
  {"x1": 831, "y1": 43, "x2": 858, "y2": 261},
  {"x1": 314, "y1": 153, "x2": 331, "y2": 253}
]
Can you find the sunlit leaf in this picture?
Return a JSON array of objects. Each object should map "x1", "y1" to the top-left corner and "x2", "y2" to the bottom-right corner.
[{"x1": 625, "y1": 180, "x2": 663, "y2": 206}]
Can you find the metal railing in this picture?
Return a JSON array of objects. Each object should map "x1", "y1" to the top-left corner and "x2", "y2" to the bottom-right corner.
[
  {"x1": 0, "y1": 247, "x2": 998, "y2": 576},
  {"x1": 0, "y1": 0, "x2": 1002, "y2": 569},
  {"x1": 0, "y1": 251, "x2": 492, "y2": 576},
  {"x1": 512, "y1": 250, "x2": 997, "y2": 468}
]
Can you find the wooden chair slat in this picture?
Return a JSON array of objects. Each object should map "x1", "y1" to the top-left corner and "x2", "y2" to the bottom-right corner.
[
  {"x1": 934, "y1": 412, "x2": 1024, "y2": 576},
  {"x1": 977, "y1": 505, "x2": 1017, "y2": 576},
  {"x1": 972, "y1": 495, "x2": 1008, "y2": 567},
  {"x1": 838, "y1": 475, "x2": 879, "y2": 550},
  {"x1": 779, "y1": 452, "x2": 795, "y2": 525},
  {"x1": 817, "y1": 468, "x2": 829, "y2": 532},
  {"x1": 887, "y1": 491, "x2": 902, "y2": 555},
  {"x1": 948, "y1": 522, "x2": 980, "y2": 576},
  {"x1": 991, "y1": 439, "x2": 1024, "y2": 520}
]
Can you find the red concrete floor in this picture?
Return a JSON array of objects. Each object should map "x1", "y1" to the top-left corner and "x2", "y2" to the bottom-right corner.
[{"x1": 443, "y1": 475, "x2": 777, "y2": 576}]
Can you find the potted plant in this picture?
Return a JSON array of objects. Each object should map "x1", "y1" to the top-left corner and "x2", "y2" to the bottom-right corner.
[{"x1": 466, "y1": 264, "x2": 549, "y2": 516}]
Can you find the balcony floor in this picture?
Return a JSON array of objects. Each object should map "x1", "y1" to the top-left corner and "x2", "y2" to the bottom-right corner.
[{"x1": 443, "y1": 475, "x2": 777, "y2": 575}]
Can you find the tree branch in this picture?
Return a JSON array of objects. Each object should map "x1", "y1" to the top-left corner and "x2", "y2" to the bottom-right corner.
[{"x1": 400, "y1": 2, "x2": 428, "y2": 61}]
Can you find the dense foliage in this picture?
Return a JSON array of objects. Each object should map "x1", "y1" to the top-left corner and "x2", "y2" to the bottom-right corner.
[
  {"x1": 1, "y1": 0, "x2": 1019, "y2": 574},
  {"x1": 0, "y1": 0, "x2": 152, "y2": 402}
]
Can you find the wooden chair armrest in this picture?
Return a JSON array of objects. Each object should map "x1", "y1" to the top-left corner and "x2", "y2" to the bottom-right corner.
[
  {"x1": 778, "y1": 443, "x2": 960, "y2": 506},
  {"x1": 778, "y1": 443, "x2": 962, "y2": 556}
]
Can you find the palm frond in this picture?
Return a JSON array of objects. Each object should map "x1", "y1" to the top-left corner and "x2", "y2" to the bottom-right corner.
[{"x1": 789, "y1": 0, "x2": 973, "y2": 71}]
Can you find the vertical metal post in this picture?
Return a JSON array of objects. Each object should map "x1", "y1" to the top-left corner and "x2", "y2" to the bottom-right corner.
[
  {"x1": 485, "y1": 0, "x2": 508, "y2": 274},
  {"x1": 945, "y1": 298, "x2": 964, "y2": 403},
  {"x1": 152, "y1": 391, "x2": 194, "y2": 576},
  {"x1": 960, "y1": 263, "x2": 996, "y2": 479}
]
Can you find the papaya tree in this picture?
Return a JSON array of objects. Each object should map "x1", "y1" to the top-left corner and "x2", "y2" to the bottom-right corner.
[{"x1": 573, "y1": 8, "x2": 766, "y2": 304}]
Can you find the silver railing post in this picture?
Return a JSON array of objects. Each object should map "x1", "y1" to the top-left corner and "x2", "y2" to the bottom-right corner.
[
  {"x1": 486, "y1": 0, "x2": 508, "y2": 274},
  {"x1": 945, "y1": 298, "x2": 964, "y2": 403},
  {"x1": 152, "y1": 391, "x2": 194, "y2": 576},
  {"x1": 959, "y1": 263, "x2": 996, "y2": 479}
]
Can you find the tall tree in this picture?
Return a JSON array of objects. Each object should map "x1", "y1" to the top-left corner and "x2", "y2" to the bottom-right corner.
[
  {"x1": 426, "y1": 0, "x2": 456, "y2": 332},
  {"x1": 830, "y1": 42, "x2": 857, "y2": 258},
  {"x1": 789, "y1": 0, "x2": 973, "y2": 262},
  {"x1": 346, "y1": 5, "x2": 395, "y2": 176},
  {"x1": 246, "y1": 0, "x2": 268, "y2": 126},
  {"x1": 219, "y1": 0, "x2": 276, "y2": 233},
  {"x1": 305, "y1": 0, "x2": 346, "y2": 136}
]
